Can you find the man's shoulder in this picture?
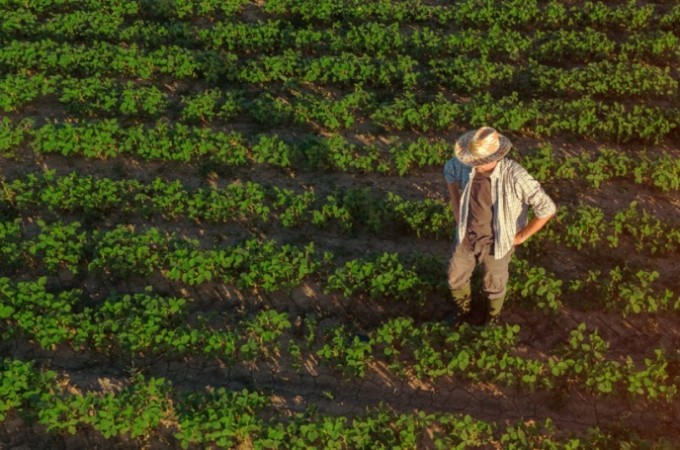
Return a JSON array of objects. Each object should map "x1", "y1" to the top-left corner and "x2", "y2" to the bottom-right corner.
[
  {"x1": 445, "y1": 157, "x2": 470, "y2": 171},
  {"x1": 499, "y1": 157, "x2": 523, "y2": 170},
  {"x1": 499, "y1": 158, "x2": 530, "y2": 178},
  {"x1": 444, "y1": 157, "x2": 471, "y2": 183},
  {"x1": 499, "y1": 158, "x2": 545, "y2": 195}
]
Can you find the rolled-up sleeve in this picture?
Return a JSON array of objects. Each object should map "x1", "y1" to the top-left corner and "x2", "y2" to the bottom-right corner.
[{"x1": 514, "y1": 169, "x2": 556, "y2": 218}]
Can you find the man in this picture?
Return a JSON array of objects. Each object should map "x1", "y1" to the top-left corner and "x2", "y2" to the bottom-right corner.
[{"x1": 444, "y1": 127, "x2": 556, "y2": 324}]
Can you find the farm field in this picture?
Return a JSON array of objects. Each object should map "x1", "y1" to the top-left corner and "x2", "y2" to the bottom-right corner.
[{"x1": 1, "y1": 0, "x2": 679, "y2": 448}]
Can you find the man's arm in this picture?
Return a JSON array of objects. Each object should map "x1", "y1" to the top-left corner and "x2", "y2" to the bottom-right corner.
[
  {"x1": 513, "y1": 214, "x2": 554, "y2": 246},
  {"x1": 447, "y1": 182, "x2": 461, "y2": 224},
  {"x1": 512, "y1": 164, "x2": 557, "y2": 246}
]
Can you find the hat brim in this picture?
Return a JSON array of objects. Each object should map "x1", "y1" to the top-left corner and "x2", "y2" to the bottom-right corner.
[{"x1": 454, "y1": 132, "x2": 512, "y2": 167}]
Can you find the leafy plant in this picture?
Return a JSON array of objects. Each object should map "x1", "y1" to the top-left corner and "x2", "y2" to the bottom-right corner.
[{"x1": 26, "y1": 220, "x2": 87, "y2": 274}]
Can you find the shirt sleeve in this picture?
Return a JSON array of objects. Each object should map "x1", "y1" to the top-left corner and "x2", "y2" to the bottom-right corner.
[
  {"x1": 514, "y1": 168, "x2": 557, "y2": 218},
  {"x1": 443, "y1": 157, "x2": 461, "y2": 184}
]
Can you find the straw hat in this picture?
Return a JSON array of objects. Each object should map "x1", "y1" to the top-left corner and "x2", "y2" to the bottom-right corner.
[{"x1": 454, "y1": 127, "x2": 512, "y2": 166}]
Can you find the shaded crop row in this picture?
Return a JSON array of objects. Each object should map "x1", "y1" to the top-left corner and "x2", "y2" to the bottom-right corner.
[
  {"x1": 3, "y1": 170, "x2": 678, "y2": 259},
  {"x1": 2, "y1": 119, "x2": 679, "y2": 178},
  {"x1": 1, "y1": 278, "x2": 677, "y2": 402},
  {"x1": 1, "y1": 220, "x2": 676, "y2": 316},
  {"x1": 2, "y1": 356, "x2": 634, "y2": 449},
  {"x1": 3, "y1": 67, "x2": 677, "y2": 123},
  {"x1": 3, "y1": 0, "x2": 679, "y2": 41}
]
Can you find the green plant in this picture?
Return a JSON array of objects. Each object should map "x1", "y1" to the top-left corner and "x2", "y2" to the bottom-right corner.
[
  {"x1": 0, "y1": 359, "x2": 54, "y2": 421},
  {"x1": 317, "y1": 326, "x2": 373, "y2": 377},
  {"x1": 325, "y1": 252, "x2": 435, "y2": 302},
  {"x1": 509, "y1": 259, "x2": 563, "y2": 312},
  {"x1": 175, "y1": 387, "x2": 268, "y2": 449},
  {"x1": 88, "y1": 226, "x2": 179, "y2": 278},
  {"x1": 26, "y1": 220, "x2": 86, "y2": 274},
  {"x1": 0, "y1": 219, "x2": 23, "y2": 270}
]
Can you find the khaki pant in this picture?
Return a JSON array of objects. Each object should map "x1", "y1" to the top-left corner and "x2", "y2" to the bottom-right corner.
[{"x1": 447, "y1": 238, "x2": 513, "y2": 318}]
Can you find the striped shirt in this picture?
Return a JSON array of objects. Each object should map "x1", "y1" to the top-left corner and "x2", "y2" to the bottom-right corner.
[{"x1": 444, "y1": 157, "x2": 556, "y2": 259}]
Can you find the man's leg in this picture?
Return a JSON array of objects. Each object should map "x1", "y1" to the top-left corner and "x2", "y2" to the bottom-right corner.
[
  {"x1": 480, "y1": 248, "x2": 513, "y2": 321},
  {"x1": 447, "y1": 241, "x2": 476, "y2": 314}
]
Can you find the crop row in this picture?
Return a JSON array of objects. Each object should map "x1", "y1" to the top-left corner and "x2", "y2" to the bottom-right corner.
[
  {"x1": 1, "y1": 277, "x2": 677, "y2": 403},
  {"x1": 4, "y1": 0, "x2": 680, "y2": 38},
  {"x1": 251, "y1": 0, "x2": 680, "y2": 33},
  {"x1": 1, "y1": 219, "x2": 676, "y2": 316},
  {"x1": 3, "y1": 87, "x2": 675, "y2": 145},
  {"x1": 2, "y1": 169, "x2": 679, "y2": 256},
  {"x1": 2, "y1": 357, "x2": 640, "y2": 449},
  {"x1": 371, "y1": 91, "x2": 677, "y2": 144},
  {"x1": 0, "y1": 221, "x2": 441, "y2": 299},
  {"x1": 518, "y1": 144, "x2": 680, "y2": 192},
  {"x1": 550, "y1": 201, "x2": 680, "y2": 256},
  {"x1": 3, "y1": 61, "x2": 677, "y2": 119},
  {"x1": 3, "y1": 118, "x2": 680, "y2": 182},
  {"x1": 2, "y1": 53, "x2": 677, "y2": 143},
  {"x1": 514, "y1": 244, "x2": 677, "y2": 318},
  {"x1": 3, "y1": 16, "x2": 680, "y2": 72},
  {"x1": 187, "y1": 20, "x2": 680, "y2": 66},
  {"x1": 1, "y1": 38, "x2": 677, "y2": 98},
  {"x1": 1, "y1": 117, "x2": 397, "y2": 172},
  {"x1": 1, "y1": 170, "x2": 452, "y2": 238}
]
